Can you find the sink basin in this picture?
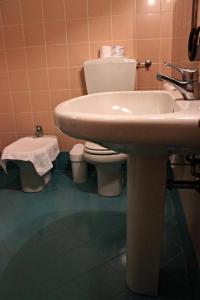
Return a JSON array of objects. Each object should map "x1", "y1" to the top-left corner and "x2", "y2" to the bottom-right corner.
[
  {"x1": 54, "y1": 91, "x2": 200, "y2": 155},
  {"x1": 54, "y1": 90, "x2": 200, "y2": 296}
]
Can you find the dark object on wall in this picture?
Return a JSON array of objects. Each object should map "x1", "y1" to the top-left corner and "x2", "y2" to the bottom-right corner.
[
  {"x1": 188, "y1": 0, "x2": 200, "y2": 61},
  {"x1": 188, "y1": 27, "x2": 200, "y2": 61}
]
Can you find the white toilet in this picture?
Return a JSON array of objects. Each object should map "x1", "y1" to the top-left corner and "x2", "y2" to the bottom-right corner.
[
  {"x1": 1, "y1": 135, "x2": 60, "y2": 192},
  {"x1": 82, "y1": 57, "x2": 137, "y2": 196}
]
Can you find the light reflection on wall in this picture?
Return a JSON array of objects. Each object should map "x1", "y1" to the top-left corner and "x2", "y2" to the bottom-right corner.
[{"x1": 148, "y1": 0, "x2": 156, "y2": 6}]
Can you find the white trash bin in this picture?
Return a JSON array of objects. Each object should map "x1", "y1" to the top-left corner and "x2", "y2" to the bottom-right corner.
[{"x1": 70, "y1": 144, "x2": 87, "y2": 183}]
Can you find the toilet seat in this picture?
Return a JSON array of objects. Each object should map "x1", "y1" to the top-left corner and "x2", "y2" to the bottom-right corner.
[{"x1": 84, "y1": 141, "x2": 117, "y2": 155}]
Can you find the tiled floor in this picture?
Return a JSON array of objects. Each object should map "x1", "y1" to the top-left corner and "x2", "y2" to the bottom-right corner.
[{"x1": 0, "y1": 168, "x2": 194, "y2": 299}]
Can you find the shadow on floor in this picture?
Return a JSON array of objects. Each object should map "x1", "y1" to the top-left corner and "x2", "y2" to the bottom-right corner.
[{"x1": 0, "y1": 209, "x2": 193, "y2": 300}]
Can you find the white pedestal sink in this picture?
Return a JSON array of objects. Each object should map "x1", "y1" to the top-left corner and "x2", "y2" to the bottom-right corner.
[{"x1": 54, "y1": 91, "x2": 200, "y2": 296}]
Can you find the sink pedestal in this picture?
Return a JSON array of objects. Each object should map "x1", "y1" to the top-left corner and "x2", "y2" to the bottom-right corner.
[{"x1": 127, "y1": 155, "x2": 167, "y2": 296}]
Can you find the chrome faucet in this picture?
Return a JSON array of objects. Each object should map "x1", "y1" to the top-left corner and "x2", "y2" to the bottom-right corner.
[
  {"x1": 156, "y1": 62, "x2": 200, "y2": 100},
  {"x1": 34, "y1": 125, "x2": 43, "y2": 137}
]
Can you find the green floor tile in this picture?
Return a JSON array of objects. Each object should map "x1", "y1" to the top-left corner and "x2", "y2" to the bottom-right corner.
[{"x1": 0, "y1": 169, "x2": 195, "y2": 299}]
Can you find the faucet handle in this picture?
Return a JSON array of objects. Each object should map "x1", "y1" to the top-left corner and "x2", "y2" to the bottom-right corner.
[{"x1": 164, "y1": 62, "x2": 199, "y2": 81}]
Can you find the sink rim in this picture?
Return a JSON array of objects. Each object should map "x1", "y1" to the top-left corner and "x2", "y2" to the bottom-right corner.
[
  {"x1": 55, "y1": 90, "x2": 200, "y2": 122},
  {"x1": 54, "y1": 90, "x2": 200, "y2": 155},
  {"x1": 55, "y1": 90, "x2": 184, "y2": 120}
]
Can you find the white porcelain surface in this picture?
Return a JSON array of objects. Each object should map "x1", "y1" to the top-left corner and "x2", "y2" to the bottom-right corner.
[
  {"x1": 54, "y1": 90, "x2": 200, "y2": 296},
  {"x1": 54, "y1": 91, "x2": 200, "y2": 155},
  {"x1": 84, "y1": 58, "x2": 136, "y2": 93}
]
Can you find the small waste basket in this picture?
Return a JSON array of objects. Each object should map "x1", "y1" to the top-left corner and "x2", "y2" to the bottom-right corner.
[{"x1": 69, "y1": 144, "x2": 87, "y2": 183}]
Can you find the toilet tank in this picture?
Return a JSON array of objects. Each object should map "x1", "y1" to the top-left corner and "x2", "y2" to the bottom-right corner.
[{"x1": 84, "y1": 57, "x2": 137, "y2": 94}]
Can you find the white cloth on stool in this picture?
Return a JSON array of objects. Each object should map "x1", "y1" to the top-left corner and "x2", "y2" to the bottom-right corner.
[{"x1": 1, "y1": 136, "x2": 60, "y2": 176}]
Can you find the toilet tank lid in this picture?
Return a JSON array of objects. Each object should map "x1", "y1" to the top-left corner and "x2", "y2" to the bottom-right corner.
[{"x1": 84, "y1": 57, "x2": 137, "y2": 66}]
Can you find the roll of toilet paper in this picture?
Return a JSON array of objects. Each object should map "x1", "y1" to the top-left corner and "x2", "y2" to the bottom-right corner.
[{"x1": 100, "y1": 46, "x2": 112, "y2": 58}]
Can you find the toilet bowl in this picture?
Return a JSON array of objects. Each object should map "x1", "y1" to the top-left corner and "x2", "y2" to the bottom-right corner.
[
  {"x1": 1, "y1": 135, "x2": 60, "y2": 192},
  {"x1": 84, "y1": 141, "x2": 127, "y2": 196}
]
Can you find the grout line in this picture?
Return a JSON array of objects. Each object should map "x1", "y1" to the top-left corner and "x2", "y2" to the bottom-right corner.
[
  {"x1": 0, "y1": 14, "x2": 136, "y2": 28},
  {"x1": 0, "y1": 38, "x2": 172, "y2": 52},
  {"x1": 110, "y1": 0, "x2": 113, "y2": 44},
  {"x1": 40, "y1": 0, "x2": 52, "y2": 114},
  {"x1": 63, "y1": 0, "x2": 72, "y2": 98},
  {"x1": 0, "y1": 88, "x2": 72, "y2": 95},
  {"x1": 0, "y1": 9, "x2": 17, "y2": 137},
  {"x1": 86, "y1": 0, "x2": 91, "y2": 59},
  {"x1": 18, "y1": 0, "x2": 34, "y2": 132}
]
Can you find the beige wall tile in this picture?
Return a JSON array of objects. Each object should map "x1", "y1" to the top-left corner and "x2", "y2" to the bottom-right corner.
[
  {"x1": 48, "y1": 68, "x2": 69, "y2": 90},
  {"x1": 12, "y1": 92, "x2": 31, "y2": 113},
  {"x1": 136, "y1": 13, "x2": 161, "y2": 39},
  {"x1": 21, "y1": 0, "x2": 43, "y2": 24},
  {"x1": 30, "y1": 91, "x2": 51, "y2": 112},
  {"x1": 43, "y1": 0, "x2": 65, "y2": 22},
  {"x1": 69, "y1": 67, "x2": 86, "y2": 90},
  {"x1": 67, "y1": 19, "x2": 89, "y2": 43},
  {"x1": 160, "y1": 38, "x2": 172, "y2": 62},
  {"x1": 28, "y1": 69, "x2": 49, "y2": 91},
  {"x1": 0, "y1": 51, "x2": 7, "y2": 72},
  {"x1": 89, "y1": 17, "x2": 111, "y2": 42},
  {"x1": 137, "y1": 39, "x2": 160, "y2": 63},
  {"x1": 0, "y1": 94, "x2": 12, "y2": 113},
  {"x1": 161, "y1": 0, "x2": 174, "y2": 11},
  {"x1": 6, "y1": 48, "x2": 26, "y2": 71},
  {"x1": 4, "y1": 26, "x2": 24, "y2": 49},
  {"x1": 88, "y1": 0, "x2": 111, "y2": 17},
  {"x1": 0, "y1": 73, "x2": 10, "y2": 93},
  {"x1": 15, "y1": 112, "x2": 33, "y2": 132},
  {"x1": 136, "y1": 0, "x2": 160, "y2": 13},
  {"x1": 112, "y1": 0, "x2": 135, "y2": 15},
  {"x1": 45, "y1": 21, "x2": 67, "y2": 45},
  {"x1": 24, "y1": 23, "x2": 45, "y2": 47},
  {"x1": 0, "y1": 114, "x2": 15, "y2": 132},
  {"x1": 68, "y1": 43, "x2": 89, "y2": 66},
  {"x1": 9, "y1": 70, "x2": 29, "y2": 92},
  {"x1": 46, "y1": 45, "x2": 68, "y2": 68},
  {"x1": 137, "y1": 64, "x2": 160, "y2": 90},
  {"x1": 1, "y1": 1, "x2": 22, "y2": 26},
  {"x1": 26, "y1": 46, "x2": 47, "y2": 69},
  {"x1": 0, "y1": 30, "x2": 4, "y2": 50},
  {"x1": 65, "y1": 0, "x2": 87, "y2": 19},
  {"x1": 160, "y1": 12, "x2": 173, "y2": 38},
  {"x1": 112, "y1": 15, "x2": 134, "y2": 40}
]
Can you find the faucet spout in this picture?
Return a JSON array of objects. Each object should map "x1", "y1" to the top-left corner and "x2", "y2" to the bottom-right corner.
[
  {"x1": 34, "y1": 125, "x2": 43, "y2": 137},
  {"x1": 157, "y1": 62, "x2": 200, "y2": 100},
  {"x1": 156, "y1": 73, "x2": 193, "y2": 99},
  {"x1": 157, "y1": 72, "x2": 200, "y2": 100}
]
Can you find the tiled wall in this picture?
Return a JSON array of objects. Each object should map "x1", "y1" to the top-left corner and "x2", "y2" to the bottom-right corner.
[
  {"x1": 171, "y1": 0, "x2": 199, "y2": 72},
  {"x1": 0, "y1": 0, "x2": 173, "y2": 151},
  {"x1": 172, "y1": 0, "x2": 200, "y2": 266}
]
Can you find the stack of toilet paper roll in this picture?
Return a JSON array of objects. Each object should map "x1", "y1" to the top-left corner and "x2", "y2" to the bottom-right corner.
[{"x1": 100, "y1": 45, "x2": 125, "y2": 58}]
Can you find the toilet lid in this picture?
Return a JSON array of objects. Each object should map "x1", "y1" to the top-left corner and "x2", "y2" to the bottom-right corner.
[{"x1": 84, "y1": 141, "x2": 117, "y2": 155}]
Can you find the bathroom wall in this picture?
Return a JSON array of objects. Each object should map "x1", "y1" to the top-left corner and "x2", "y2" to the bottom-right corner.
[
  {"x1": 0, "y1": 0, "x2": 173, "y2": 151},
  {"x1": 171, "y1": 0, "x2": 200, "y2": 266},
  {"x1": 171, "y1": 0, "x2": 199, "y2": 72}
]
